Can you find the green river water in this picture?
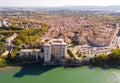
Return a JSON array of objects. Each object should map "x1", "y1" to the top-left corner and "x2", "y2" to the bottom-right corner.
[{"x1": 0, "y1": 64, "x2": 120, "y2": 83}]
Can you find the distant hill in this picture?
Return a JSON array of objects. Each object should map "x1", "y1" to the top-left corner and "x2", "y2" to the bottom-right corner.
[
  {"x1": 0, "y1": 6, "x2": 120, "y2": 12},
  {"x1": 60, "y1": 6, "x2": 120, "y2": 11}
]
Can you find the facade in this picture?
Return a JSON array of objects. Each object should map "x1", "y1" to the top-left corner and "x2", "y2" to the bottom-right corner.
[
  {"x1": 77, "y1": 44, "x2": 111, "y2": 56},
  {"x1": 43, "y1": 44, "x2": 51, "y2": 62},
  {"x1": 19, "y1": 49, "x2": 44, "y2": 61},
  {"x1": 43, "y1": 38, "x2": 67, "y2": 62}
]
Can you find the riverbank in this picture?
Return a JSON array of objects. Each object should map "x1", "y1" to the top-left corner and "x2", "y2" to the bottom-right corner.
[
  {"x1": 0, "y1": 62, "x2": 32, "y2": 72},
  {"x1": 0, "y1": 61, "x2": 86, "y2": 72},
  {"x1": 0, "y1": 65, "x2": 20, "y2": 72}
]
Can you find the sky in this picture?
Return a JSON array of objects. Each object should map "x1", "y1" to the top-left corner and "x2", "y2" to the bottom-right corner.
[{"x1": 0, "y1": 0, "x2": 120, "y2": 7}]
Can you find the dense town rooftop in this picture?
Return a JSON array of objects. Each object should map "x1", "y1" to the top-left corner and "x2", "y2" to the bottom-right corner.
[{"x1": 44, "y1": 38, "x2": 66, "y2": 46}]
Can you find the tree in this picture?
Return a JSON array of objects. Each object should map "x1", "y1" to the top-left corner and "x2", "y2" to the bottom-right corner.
[
  {"x1": 0, "y1": 42, "x2": 6, "y2": 54},
  {"x1": 91, "y1": 53, "x2": 108, "y2": 66},
  {"x1": 11, "y1": 48, "x2": 19, "y2": 59},
  {"x1": 16, "y1": 24, "x2": 48, "y2": 45},
  {"x1": 12, "y1": 39, "x2": 22, "y2": 45},
  {"x1": 111, "y1": 48, "x2": 120, "y2": 57},
  {"x1": 76, "y1": 52, "x2": 83, "y2": 57},
  {"x1": 34, "y1": 40, "x2": 41, "y2": 47},
  {"x1": 108, "y1": 48, "x2": 120, "y2": 65}
]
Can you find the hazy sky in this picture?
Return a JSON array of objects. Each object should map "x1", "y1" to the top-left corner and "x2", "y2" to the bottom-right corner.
[{"x1": 0, "y1": 0, "x2": 120, "y2": 7}]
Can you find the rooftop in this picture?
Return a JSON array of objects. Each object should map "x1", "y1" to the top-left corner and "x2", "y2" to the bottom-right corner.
[
  {"x1": 5, "y1": 33, "x2": 17, "y2": 41},
  {"x1": 44, "y1": 38, "x2": 66, "y2": 46},
  {"x1": 50, "y1": 39, "x2": 66, "y2": 45},
  {"x1": 21, "y1": 49, "x2": 41, "y2": 52}
]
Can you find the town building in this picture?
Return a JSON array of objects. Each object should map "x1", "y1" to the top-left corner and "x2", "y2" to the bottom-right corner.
[
  {"x1": 5, "y1": 33, "x2": 18, "y2": 43},
  {"x1": 19, "y1": 49, "x2": 44, "y2": 61},
  {"x1": 1, "y1": 19, "x2": 8, "y2": 27},
  {"x1": 77, "y1": 44, "x2": 111, "y2": 56}
]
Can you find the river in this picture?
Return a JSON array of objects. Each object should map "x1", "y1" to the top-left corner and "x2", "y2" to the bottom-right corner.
[{"x1": 0, "y1": 64, "x2": 120, "y2": 83}]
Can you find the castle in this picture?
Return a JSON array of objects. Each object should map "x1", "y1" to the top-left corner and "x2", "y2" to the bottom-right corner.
[{"x1": 19, "y1": 38, "x2": 67, "y2": 62}]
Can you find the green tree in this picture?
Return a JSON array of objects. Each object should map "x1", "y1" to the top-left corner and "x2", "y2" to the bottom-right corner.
[
  {"x1": 108, "y1": 48, "x2": 120, "y2": 65},
  {"x1": 111, "y1": 48, "x2": 120, "y2": 56},
  {"x1": 76, "y1": 52, "x2": 83, "y2": 57},
  {"x1": 91, "y1": 53, "x2": 108, "y2": 66},
  {"x1": 11, "y1": 48, "x2": 19, "y2": 59},
  {"x1": 12, "y1": 39, "x2": 22, "y2": 45}
]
